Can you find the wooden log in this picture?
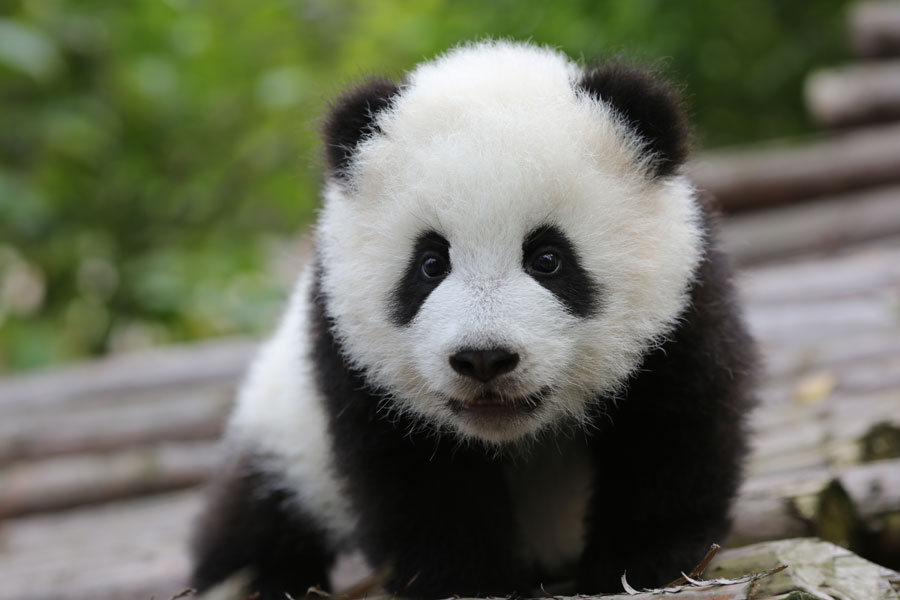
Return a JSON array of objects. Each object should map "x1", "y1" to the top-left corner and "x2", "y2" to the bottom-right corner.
[
  {"x1": 0, "y1": 336, "x2": 254, "y2": 414},
  {"x1": 0, "y1": 382, "x2": 232, "y2": 464},
  {"x1": 805, "y1": 61, "x2": 900, "y2": 128},
  {"x1": 757, "y1": 352, "x2": 900, "y2": 409},
  {"x1": 737, "y1": 236, "x2": 900, "y2": 304},
  {"x1": 687, "y1": 123, "x2": 900, "y2": 212},
  {"x1": 0, "y1": 490, "x2": 200, "y2": 600},
  {"x1": 727, "y1": 494, "x2": 811, "y2": 546},
  {"x1": 729, "y1": 470, "x2": 835, "y2": 548},
  {"x1": 730, "y1": 458, "x2": 900, "y2": 562},
  {"x1": 760, "y1": 330, "x2": 900, "y2": 380},
  {"x1": 851, "y1": 1, "x2": 900, "y2": 58},
  {"x1": 750, "y1": 389, "x2": 900, "y2": 445},
  {"x1": 745, "y1": 294, "x2": 899, "y2": 347},
  {"x1": 756, "y1": 349, "x2": 900, "y2": 401},
  {"x1": 720, "y1": 183, "x2": 900, "y2": 265},
  {"x1": 737, "y1": 234, "x2": 900, "y2": 375},
  {"x1": 0, "y1": 440, "x2": 219, "y2": 518}
]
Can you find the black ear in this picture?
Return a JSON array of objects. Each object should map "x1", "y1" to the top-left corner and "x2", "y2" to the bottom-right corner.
[
  {"x1": 323, "y1": 77, "x2": 401, "y2": 179},
  {"x1": 577, "y1": 62, "x2": 689, "y2": 178}
]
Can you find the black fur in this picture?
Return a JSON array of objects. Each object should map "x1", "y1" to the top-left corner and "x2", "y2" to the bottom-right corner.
[
  {"x1": 189, "y1": 454, "x2": 335, "y2": 597},
  {"x1": 390, "y1": 231, "x2": 452, "y2": 326},
  {"x1": 577, "y1": 62, "x2": 688, "y2": 178},
  {"x1": 323, "y1": 77, "x2": 400, "y2": 178},
  {"x1": 523, "y1": 224, "x2": 601, "y2": 318}
]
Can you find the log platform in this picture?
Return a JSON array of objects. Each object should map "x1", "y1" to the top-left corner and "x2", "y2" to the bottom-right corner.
[{"x1": 4, "y1": 2, "x2": 900, "y2": 596}]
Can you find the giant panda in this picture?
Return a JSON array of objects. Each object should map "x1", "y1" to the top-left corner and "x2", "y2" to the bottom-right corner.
[{"x1": 190, "y1": 40, "x2": 756, "y2": 599}]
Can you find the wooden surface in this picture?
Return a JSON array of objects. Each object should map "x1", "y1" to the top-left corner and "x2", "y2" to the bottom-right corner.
[
  {"x1": 1, "y1": 229, "x2": 899, "y2": 599},
  {"x1": 805, "y1": 61, "x2": 900, "y2": 128},
  {"x1": 851, "y1": 1, "x2": 900, "y2": 58},
  {"x1": 6, "y1": 6, "x2": 900, "y2": 596},
  {"x1": 720, "y1": 182, "x2": 900, "y2": 264},
  {"x1": 686, "y1": 122, "x2": 900, "y2": 212}
]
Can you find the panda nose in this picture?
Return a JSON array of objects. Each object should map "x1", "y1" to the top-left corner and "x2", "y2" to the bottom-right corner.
[{"x1": 449, "y1": 348, "x2": 519, "y2": 382}]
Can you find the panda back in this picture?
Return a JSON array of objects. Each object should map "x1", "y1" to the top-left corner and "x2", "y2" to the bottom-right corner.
[{"x1": 226, "y1": 265, "x2": 358, "y2": 548}]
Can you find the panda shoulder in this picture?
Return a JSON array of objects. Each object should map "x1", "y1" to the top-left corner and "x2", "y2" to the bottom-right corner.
[{"x1": 227, "y1": 264, "x2": 320, "y2": 449}]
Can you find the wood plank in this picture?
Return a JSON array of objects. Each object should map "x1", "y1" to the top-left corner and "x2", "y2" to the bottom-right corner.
[
  {"x1": 736, "y1": 236, "x2": 900, "y2": 304},
  {"x1": 0, "y1": 337, "x2": 255, "y2": 414},
  {"x1": 0, "y1": 490, "x2": 199, "y2": 600},
  {"x1": 744, "y1": 294, "x2": 899, "y2": 346},
  {"x1": 757, "y1": 354, "x2": 900, "y2": 408},
  {"x1": 750, "y1": 389, "x2": 900, "y2": 437},
  {"x1": 760, "y1": 330, "x2": 900, "y2": 380},
  {"x1": 730, "y1": 459, "x2": 900, "y2": 547},
  {"x1": 721, "y1": 183, "x2": 900, "y2": 265},
  {"x1": 0, "y1": 441, "x2": 220, "y2": 518},
  {"x1": 806, "y1": 61, "x2": 900, "y2": 127},
  {"x1": 687, "y1": 124, "x2": 900, "y2": 212},
  {"x1": 0, "y1": 382, "x2": 232, "y2": 464},
  {"x1": 851, "y1": 0, "x2": 900, "y2": 58},
  {"x1": 748, "y1": 395, "x2": 900, "y2": 476}
]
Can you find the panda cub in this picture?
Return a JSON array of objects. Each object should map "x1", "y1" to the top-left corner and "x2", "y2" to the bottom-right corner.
[{"x1": 191, "y1": 41, "x2": 756, "y2": 598}]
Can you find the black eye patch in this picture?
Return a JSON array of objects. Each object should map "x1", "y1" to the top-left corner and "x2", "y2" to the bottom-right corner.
[
  {"x1": 522, "y1": 225, "x2": 601, "y2": 318},
  {"x1": 390, "y1": 231, "x2": 451, "y2": 326}
]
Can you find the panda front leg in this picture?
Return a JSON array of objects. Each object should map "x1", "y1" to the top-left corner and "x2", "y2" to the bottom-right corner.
[
  {"x1": 576, "y1": 404, "x2": 745, "y2": 592},
  {"x1": 189, "y1": 453, "x2": 336, "y2": 599},
  {"x1": 346, "y1": 454, "x2": 528, "y2": 598}
]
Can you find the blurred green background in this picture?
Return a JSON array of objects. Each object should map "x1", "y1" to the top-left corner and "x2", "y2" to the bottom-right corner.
[{"x1": 0, "y1": 0, "x2": 850, "y2": 372}]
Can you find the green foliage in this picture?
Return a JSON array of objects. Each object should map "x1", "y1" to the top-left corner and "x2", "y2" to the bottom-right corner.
[{"x1": 0, "y1": 0, "x2": 850, "y2": 371}]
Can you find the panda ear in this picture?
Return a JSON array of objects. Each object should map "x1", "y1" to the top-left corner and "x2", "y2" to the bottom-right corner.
[
  {"x1": 323, "y1": 77, "x2": 401, "y2": 179},
  {"x1": 577, "y1": 62, "x2": 689, "y2": 178}
]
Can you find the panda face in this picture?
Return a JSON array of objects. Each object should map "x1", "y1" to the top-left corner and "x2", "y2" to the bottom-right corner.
[{"x1": 317, "y1": 42, "x2": 703, "y2": 444}]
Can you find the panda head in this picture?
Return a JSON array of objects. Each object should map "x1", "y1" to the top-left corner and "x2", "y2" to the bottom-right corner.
[{"x1": 317, "y1": 41, "x2": 703, "y2": 445}]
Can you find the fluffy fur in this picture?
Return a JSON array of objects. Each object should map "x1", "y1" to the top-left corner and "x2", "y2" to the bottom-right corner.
[{"x1": 190, "y1": 41, "x2": 756, "y2": 599}]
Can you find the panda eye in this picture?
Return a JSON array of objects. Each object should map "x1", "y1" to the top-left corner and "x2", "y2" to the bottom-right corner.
[
  {"x1": 420, "y1": 252, "x2": 449, "y2": 280},
  {"x1": 528, "y1": 249, "x2": 561, "y2": 276}
]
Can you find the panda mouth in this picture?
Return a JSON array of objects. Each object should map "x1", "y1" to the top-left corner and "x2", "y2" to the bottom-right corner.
[{"x1": 445, "y1": 387, "x2": 550, "y2": 415}]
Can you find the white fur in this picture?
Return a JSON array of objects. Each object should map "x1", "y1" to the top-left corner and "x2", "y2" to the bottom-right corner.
[
  {"x1": 318, "y1": 40, "x2": 704, "y2": 443},
  {"x1": 506, "y1": 439, "x2": 594, "y2": 574},
  {"x1": 227, "y1": 266, "x2": 357, "y2": 546}
]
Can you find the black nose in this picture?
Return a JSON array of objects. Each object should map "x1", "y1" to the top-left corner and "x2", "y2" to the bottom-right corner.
[{"x1": 449, "y1": 348, "x2": 519, "y2": 382}]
